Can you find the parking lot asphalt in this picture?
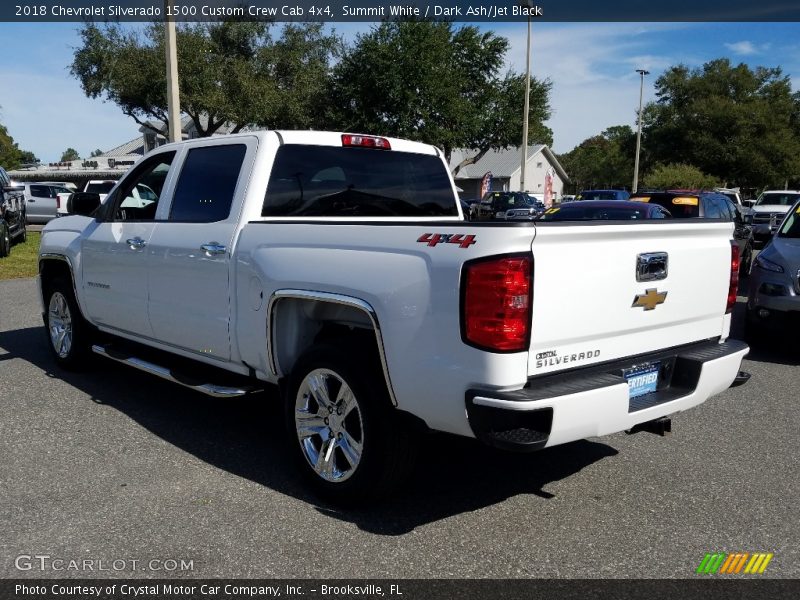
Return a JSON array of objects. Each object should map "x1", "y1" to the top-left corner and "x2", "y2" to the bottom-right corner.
[{"x1": 0, "y1": 276, "x2": 797, "y2": 579}]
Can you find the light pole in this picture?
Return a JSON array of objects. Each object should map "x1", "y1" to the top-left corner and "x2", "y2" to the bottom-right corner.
[
  {"x1": 165, "y1": 0, "x2": 181, "y2": 143},
  {"x1": 519, "y1": 1, "x2": 533, "y2": 192},
  {"x1": 632, "y1": 69, "x2": 649, "y2": 193}
]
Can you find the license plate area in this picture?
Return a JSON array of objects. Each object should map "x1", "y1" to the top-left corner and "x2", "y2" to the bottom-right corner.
[{"x1": 623, "y1": 362, "x2": 661, "y2": 399}]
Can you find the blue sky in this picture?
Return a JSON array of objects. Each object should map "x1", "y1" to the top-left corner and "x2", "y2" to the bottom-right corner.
[{"x1": 1, "y1": 21, "x2": 799, "y2": 162}]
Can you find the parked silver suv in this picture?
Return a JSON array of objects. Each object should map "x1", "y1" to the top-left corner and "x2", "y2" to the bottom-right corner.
[
  {"x1": 24, "y1": 182, "x2": 74, "y2": 224},
  {"x1": 746, "y1": 199, "x2": 800, "y2": 339}
]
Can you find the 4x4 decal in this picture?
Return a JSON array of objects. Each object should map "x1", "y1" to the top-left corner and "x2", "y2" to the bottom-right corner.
[{"x1": 417, "y1": 233, "x2": 477, "y2": 248}]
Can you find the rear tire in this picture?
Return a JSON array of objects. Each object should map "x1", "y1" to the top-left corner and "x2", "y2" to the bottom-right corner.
[
  {"x1": 43, "y1": 277, "x2": 93, "y2": 369},
  {"x1": 284, "y1": 342, "x2": 419, "y2": 505}
]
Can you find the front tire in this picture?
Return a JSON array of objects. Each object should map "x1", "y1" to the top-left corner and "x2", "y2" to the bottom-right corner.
[
  {"x1": 0, "y1": 222, "x2": 10, "y2": 257},
  {"x1": 285, "y1": 343, "x2": 419, "y2": 504},
  {"x1": 43, "y1": 277, "x2": 92, "y2": 369}
]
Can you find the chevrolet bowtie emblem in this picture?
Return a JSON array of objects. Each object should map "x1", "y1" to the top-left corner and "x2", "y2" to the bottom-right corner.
[{"x1": 632, "y1": 288, "x2": 668, "y2": 311}]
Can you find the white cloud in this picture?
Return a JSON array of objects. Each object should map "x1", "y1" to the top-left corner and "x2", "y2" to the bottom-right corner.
[
  {"x1": 499, "y1": 23, "x2": 689, "y2": 152},
  {"x1": 724, "y1": 40, "x2": 771, "y2": 55}
]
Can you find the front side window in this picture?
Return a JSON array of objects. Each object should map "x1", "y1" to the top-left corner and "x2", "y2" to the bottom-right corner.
[
  {"x1": 778, "y1": 205, "x2": 800, "y2": 238},
  {"x1": 170, "y1": 144, "x2": 246, "y2": 222},
  {"x1": 263, "y1": 145, "x2": 457, "y2": 217},
  {"x1": 109, "y1": 152, "x2": 175, "y2": 222}
]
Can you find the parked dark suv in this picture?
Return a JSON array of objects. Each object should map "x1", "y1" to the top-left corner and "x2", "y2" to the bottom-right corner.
[
  {"x1": 0, "y1": 166, "x2": 27, "y2": 257},
  {"x1": 474, "y1": 191, "x2": 536, "y2": 220},
  {"x1": 630, "y1": 190, "x2": 753, "y2": 274}
]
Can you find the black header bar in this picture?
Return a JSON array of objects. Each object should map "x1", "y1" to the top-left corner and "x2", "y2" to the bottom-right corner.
[
  {"x1": 4, "y1": 579, "x2": 800, "y2": 600},
  {"x1": 3, "y1": 1, "x2": 800, "y2": 22}
]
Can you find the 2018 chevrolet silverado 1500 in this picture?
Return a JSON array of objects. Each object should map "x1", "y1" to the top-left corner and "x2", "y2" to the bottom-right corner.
[{"x1": 39, "y1": 131, "x2": 749, "y2": 503}]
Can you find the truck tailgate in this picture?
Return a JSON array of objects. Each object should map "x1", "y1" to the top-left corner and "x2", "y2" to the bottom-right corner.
[{"x1": 528, "y1": 221, "x2": 734, "y2": 376}]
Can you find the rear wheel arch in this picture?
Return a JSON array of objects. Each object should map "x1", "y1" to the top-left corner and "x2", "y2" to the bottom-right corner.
[{"x1": 267, "y1": 291, "x2": 397, "y2": 407}]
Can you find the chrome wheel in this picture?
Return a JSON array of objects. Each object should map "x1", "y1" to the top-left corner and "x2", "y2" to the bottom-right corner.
[
  {"x1": 295, "y1": 368, "x2": 364, "y2": 483},
  {"x1": 48, "y1": 292, "x2": 73, "y2": 359}
]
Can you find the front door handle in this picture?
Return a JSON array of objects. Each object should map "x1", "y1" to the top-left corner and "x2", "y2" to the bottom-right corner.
[
  {"x1": 126, "y1": 237, "x2": 146, "y2": 250},
  {"x1": 200, "y1": 242, "x2": 227, "y2": 256}
]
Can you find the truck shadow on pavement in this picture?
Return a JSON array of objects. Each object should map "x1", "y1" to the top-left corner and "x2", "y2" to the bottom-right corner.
[
  {"x1": 3, "y1": 325, "x2": 615, "y2": 534},
  {"x1": 728, "y1": 294, "x2": 800, "y2": 367}
]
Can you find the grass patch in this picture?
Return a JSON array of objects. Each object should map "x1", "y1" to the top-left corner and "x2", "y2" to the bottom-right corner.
[{"x1": 0, "y1": 231, "x2": 41, "y2": 280}]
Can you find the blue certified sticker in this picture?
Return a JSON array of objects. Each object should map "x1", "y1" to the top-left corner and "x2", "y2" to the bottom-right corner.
[{"x1": 625, "y1": 363, "x2": 660, "y2": 399}]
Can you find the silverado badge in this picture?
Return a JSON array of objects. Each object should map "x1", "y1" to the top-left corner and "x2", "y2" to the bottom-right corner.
[{"x1": 632, "y1": 288, "x2": 668, "y2": 311}]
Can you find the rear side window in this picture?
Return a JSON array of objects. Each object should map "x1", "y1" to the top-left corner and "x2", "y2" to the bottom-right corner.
[
  {"x1": 263, "y1": 145, "x2": 457, "y2": 217},
  {"x1": 29, "y1": 185, "x2": 51, "y2": 198},
  {"x1": 170, "y1": 144, "x2": 246, "y2": 222},
  {"x1": 703, "y1": 197, "x2": 724, "y2": 219}
]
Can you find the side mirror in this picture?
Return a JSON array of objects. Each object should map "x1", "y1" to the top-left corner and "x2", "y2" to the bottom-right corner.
[{"x1": 67, "y1": 192, "x2": 101, "y2": 217}]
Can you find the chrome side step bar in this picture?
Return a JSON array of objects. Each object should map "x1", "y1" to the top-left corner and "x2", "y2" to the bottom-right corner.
[{"x1": 92, "y1": 344, "x2": 261, "y2": 398}]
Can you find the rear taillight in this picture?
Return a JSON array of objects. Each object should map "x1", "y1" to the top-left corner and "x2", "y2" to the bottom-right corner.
[
  {"x1": 341, "y1": 134, "x2": 391, "y2": 150},
  {"x1": 462, "y1": 255, "x2": 532, "y2": 352},
  {"x1": 727, "y1": 241, "x2": 740, "y2": 313}
]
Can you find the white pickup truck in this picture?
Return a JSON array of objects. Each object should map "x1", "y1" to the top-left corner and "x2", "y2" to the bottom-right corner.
[{"x1": 39, "y1": 131, "x2": 749, "y2": 503}]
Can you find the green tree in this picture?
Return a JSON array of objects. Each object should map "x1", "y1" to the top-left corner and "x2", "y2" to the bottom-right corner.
[
  {"x1": 18, "y1": 150, "x2": 38, "y2": 164},
  {"x1": 71, "y1": 21, "x2": 340, "y2": 137},
  {"x1": 0, "y1": 123, "x2": 22, "y2": 168},
  {"x1": 89, "y1": 149, "x2": 103, "y2": 157},
  {"x1": 327, "y1": 22, "x2": 552, "y2": 169},
  {"x1": 60, "y1": 148, "x2": 80, "y2": 162},
  {"x1": 558, "y1": 125, "x2": 636, "y2": 191},
  {"x1": 643, "y1": 59, "x2": 800, "y2": 188},
  {"x1": 641, "y1": 163, "x2": 719, "y2": 190}
]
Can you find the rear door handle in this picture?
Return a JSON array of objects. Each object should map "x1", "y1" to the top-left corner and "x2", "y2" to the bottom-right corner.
[
  {"x1": 126, "y1": 237, "x2": 146, "y2": 250},
  {"x1": 200, "y1": 242, "x2": 227, "y2": 256}
]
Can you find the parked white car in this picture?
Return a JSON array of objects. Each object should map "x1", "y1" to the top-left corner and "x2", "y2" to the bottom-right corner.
[
  {"x1": 40, "y1": 130, "x2": 749, "y2": 503},
  {"x1": 82, "y1": 180, "x2": 117, "y2": 201}
]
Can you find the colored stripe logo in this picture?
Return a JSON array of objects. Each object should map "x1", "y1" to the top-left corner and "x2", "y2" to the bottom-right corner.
[{"x1": 696, "y1": 552, "x2": 773, "y2": 574}]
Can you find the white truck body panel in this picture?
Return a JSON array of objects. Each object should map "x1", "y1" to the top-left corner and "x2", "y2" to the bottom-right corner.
[{"x1": 38, "y1": 130, "x2": 748, "y2": 451}]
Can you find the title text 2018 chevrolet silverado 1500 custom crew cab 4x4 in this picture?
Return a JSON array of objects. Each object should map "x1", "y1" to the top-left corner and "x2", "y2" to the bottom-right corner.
[{"x1": 39, "y1": 131, "x2": 749, "y2": 503}]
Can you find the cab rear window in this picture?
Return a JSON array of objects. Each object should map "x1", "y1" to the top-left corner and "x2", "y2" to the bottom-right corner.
[
  {"x1": 632, "y1": 194, "x2": 700, "y2": 218},
  {"x1": 262, "y1": 145, "x2": 457, "y2": 217}
]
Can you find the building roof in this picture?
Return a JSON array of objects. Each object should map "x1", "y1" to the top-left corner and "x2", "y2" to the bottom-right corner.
[
  {"x1": 449, "y1": 145, "x2": 569, "y2": 183},
  {"x1": 99, "y1": 137, "x2": 145, "y2": 158}
]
